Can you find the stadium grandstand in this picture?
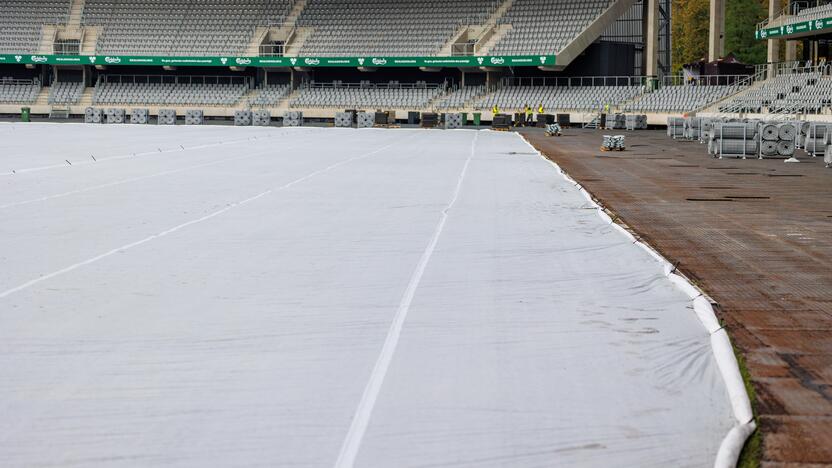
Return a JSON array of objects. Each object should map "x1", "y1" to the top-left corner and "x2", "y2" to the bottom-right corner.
[
  {"x1": 1, "y1": 0, "x2": 830, "y2": 124},
  {"x1": 1, "y1": 1, "x2": 831, "y2": 467}
]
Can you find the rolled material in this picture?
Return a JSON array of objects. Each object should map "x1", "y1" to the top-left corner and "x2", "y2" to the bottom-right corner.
[
  {"x1": 130, "y1": 108, "x2": 149, "y2": 124},
  {"x1": 777, "y1": 139, "x2": 795, "y2": 156},
  {"x1": 711, "y1": 139, "x2": 759, "y2": 157},
  {"x1": 445, "y1": 113, "x2": 463, "y2": 129},
  {"x1": 778, "y1": 123, "x2": 797, "y2": 141},
  {"x1": 185, "y1": 109, "x2": 204, "y2": 125},
  {"x1": 760, "y1": 140, "x2": 778, "y2": 157},
  {"x1": 714, "y1": 122, "x2": 758, "y2": 140},
  {"x1": 234, "y1": 110, "x2": 252, "y2": 126},
  {"x1": 761, "y1": 123, "x2": 779, "y2": 141},
  {"x1": 357, "y1": 112, "x2": 374, "y2": 128},
  {"x1": 157, "y1": 109, "x2": 176, "y2": 125},
  {"x1": 252, "y1": 110, "x2": 271, "y2": 126},
  {"x1": 334, "y1": 112, "x2": 353, "y2": 128}
]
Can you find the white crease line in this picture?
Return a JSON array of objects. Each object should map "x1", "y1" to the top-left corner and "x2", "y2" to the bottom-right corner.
[
  {"x1": 0, "y1": 127, "x2": 302, "y2": 176},
  {"x1": 334, "y1": 131, "x2": 479, "y2": 468},
  {"x1": 0, "y1": 133, "x2": 412, "y2": 300},
  {"x1": 0, "y1": 139, "x2": 314, "y2": 210}
]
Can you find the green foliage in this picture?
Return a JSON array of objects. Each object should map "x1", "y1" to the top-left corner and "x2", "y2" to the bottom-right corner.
[
  {"x1": 672, "y1": 0, "x2": 710, "y2": 72},
  {"x1": 673, "y1": 0, "x2": 768, "y2": 71},
  {"x1": 725, "y1": 0, "x2": 767, "y2": 65}
]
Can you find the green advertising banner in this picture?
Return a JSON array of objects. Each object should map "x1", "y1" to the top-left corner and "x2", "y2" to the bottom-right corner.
[
  {"x1": 0, "y1": 54, "x2": 556, "y2": 68},
  {"x1": 756, "y1": 17, "x2": 832, "y2": 40}
]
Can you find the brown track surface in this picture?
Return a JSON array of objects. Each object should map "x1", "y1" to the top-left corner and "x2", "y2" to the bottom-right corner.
[{"x1": 523, "y1": 128, "x2": 832, "y2": 467}]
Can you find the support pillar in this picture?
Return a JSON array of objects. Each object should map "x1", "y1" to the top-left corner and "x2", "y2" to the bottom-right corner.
[
  {"x1": 646, "y1": 0, "x2": 659, "y2": 81},
  {"x1": 768, "y1": 0, "x2": 782, "y2": 76},
  {"x1": 709, "y1": 0, "x2": 726, "y2": 61},
  {"x1": 785, "y1": 40, "x2": 797, "y2": 62}
]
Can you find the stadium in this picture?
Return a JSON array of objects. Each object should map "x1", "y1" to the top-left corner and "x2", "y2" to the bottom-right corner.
[{"x1": 0, "y1": 0, "x2": 830, "y2": 467}]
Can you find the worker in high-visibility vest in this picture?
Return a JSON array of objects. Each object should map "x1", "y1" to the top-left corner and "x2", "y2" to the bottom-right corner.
[
  {"x1": 524, "y1": 104, "x2": 532, "y2": 126},
  {"x1": 492, "y1": 104, "x2": 499, "y2": 115},
  {"x1": 538, "y1": 103, "x2": 544, "y2": 114}
]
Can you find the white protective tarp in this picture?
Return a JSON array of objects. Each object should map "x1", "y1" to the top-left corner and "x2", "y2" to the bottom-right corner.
[{"x1": 0, "y1": 123, "x2": 746, "y2": 467}]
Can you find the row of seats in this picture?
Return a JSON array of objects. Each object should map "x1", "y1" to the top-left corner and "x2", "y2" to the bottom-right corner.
[
  {"x1": 719, "y1": 71, "x2": 832, "y2": 114},
  {"x1": 290, "y1": 83, "x2": 445, "y2": 109},
  {"x1": 625, "y1": 84, "x2": 746, "y2": 112},
  {"x1": 93, "y1": 80, "x2": 248, "y2": 105},
  {"x1": 491, "y1": 0, "x2": 615, "y2": 55},
  {"x1": 766, "y1": 2, "x2": 832, "y2": 29},
  {"x1": 296, "y1": 0, "x2": 499, "y2": 56},
  {"x1": 0, "y1": 78, "x2": 42, "y2": 103},
  {"x1": 473, "y1": 85, "x2": 642, "y2": 111},
  {"x1": 249, "y1": 83, "x2": 292, "y2": 106},
  {"x1": 48, "y1": 81, "x2": 84, "y2": 104},
  {"x1": 82, "y1": 0, "x2": 293, "y2": 56},
  {"x1": 1, "y1": 74, "x2": 770, "y2": 114},
  {"x1": 0, "y1": 0, "x2": 70, "y2": 53},
  {"x1": 1, "y1": 0, "x2": 617, "y2": 57},
  {"x1": 432, "y1": 85, "x2": 487, "y2": 110}
]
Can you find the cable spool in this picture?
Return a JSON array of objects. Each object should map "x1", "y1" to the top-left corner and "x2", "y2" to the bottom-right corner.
[
  {"x1": 761, "y1": 123, "x2": 779, "y2": 141},
  {"x1": 777, "y1": 139, "x2": 795, "y2": 157},
  {"x1": 778, "y1": 123, "x2": 796, "y2": 141},
  {"x1": 760, "y1": 140, "x2": 778, "y2": 157}
]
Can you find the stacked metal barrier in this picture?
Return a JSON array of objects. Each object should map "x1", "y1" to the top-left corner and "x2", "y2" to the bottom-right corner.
[
  {"x1": 708, "y1": 122, "x2": 759, "y2": 158},
  {"x1": 667, "y1": 117, "x2": 686, "y2": 138},
  {"x1": 130, "y1": 108, "x2": 149, "y2": 124},
  {"x1": 234, "y1": 110, "x2": 252, "y2": 126},
  {"x1": 84, "y1": 107, "x2": 102, "y2": 124},
  {"x1": 157, "y1": 109, "x2": 176, "y2": 125},
  {"x1": 252, "y1": 110, "x2": 271, "y2": 126},
  {"x1": 444, "y1": 113, "x2": 463, "y2": 129},
  {"x1": 357, "y1": 112, "x2": 374, "y2": 128},
  {"x1": 684, "y1": 117, "x2": 713, "y2": 141},
  {"x1": 334, "y1": 112, "x2": 353, "y2": 128},
  {"x1": 283, "y1": 111, "x2": 302, "y2": 127},
  {"x1": 794, "y1": 121, "x2": 810, "y2": 148},
  {"x1": 611, "y1": 114, "x2": 626, "y2": 130},
  {"x1": 805, "y1": 123, "x2": 831, "y2": 157}
]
